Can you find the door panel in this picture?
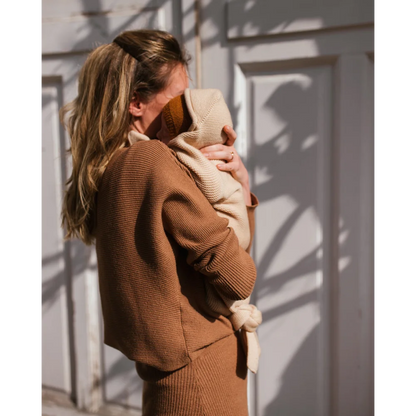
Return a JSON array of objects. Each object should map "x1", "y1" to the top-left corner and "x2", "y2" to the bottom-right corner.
[
  {"x1": 43, "y1": 0, "x2": 182, "y2": 55},
  {"x1": 101, "y1": 339, "x2": 143, "y2": 409},
  {"x1": 227, "y1": 0, "x2": 374, "y2": 39},
  {"x1": 199, "y1": 1, "x2": 373, "y2": 415},
  {"x1": 249, "y1": 65, "x2": 332, "y2": 416},
  {"x1": 42, "y1": 79, "x2": 72, "y2": 394}
]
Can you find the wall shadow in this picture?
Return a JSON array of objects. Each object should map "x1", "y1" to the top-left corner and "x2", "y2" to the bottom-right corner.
[
  {"x1": 250, "y1": 70, "x2": 329, "y2": 416},
  {"x1": 263, "y1": 327, "x2": 320, "y2": 416},
  {"x1": 197, "y1": 1, "x2": 373, "y2": 415}
]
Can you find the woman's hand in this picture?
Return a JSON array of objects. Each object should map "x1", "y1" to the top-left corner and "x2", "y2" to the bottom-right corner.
[{"x1": 200, "y1": 125, "x2": 252, "y2": 205}]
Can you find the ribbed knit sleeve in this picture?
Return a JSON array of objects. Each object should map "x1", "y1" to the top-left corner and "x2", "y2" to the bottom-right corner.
[
  {"x1": 95, "y1": 139, "x2": 259, "y2": 368},
  {"x1": 157, "y1": 143, "x2": 257, "y2": 301}
]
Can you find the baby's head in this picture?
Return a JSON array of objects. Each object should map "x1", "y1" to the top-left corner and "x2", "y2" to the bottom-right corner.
[
  {"x1": 157, "y1": 88, "x2": 233, "y2": 148},
  {"x1": 157, "y1": 94, "x2": 192, "y2": 144}
]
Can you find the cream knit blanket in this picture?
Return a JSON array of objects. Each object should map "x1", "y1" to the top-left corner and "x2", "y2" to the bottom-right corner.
[{"x1": 128, "y1": 88, "x2": 262, "y2": 373}]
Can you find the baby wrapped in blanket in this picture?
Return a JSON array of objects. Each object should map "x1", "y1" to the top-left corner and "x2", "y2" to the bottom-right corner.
[
  {"x1": 129, "y1": 88, "x2": 262, "y2": 373},
  {"x1": 161, "y1": 87, "x2": 264, "y2": 374}
]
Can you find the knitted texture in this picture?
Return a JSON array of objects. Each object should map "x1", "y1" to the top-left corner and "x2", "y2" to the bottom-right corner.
[
  {"x1": 129, "y1": 89, "x2": 263, "y2": 373},
  {"x1": 166, "y1": 89, "x2": 251, "y2": 249},
  {"x1": 162, "y1": 94, "x2": 193, "y2": 139},
  {"x1": 95, "y1": 138, "x2": 258, "y2": 372},
  {"x1": 136, "y1": 332, "x2": 249, "y2": 416},
  {"x1": 157, "y1": 88, "x2": 262, "y2": 373}
]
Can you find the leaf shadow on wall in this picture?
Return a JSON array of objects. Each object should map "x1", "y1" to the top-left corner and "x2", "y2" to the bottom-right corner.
[
  {"x1": 195, "y1": 1, "x2": 366, "y2": 413},
  {"x1": 250, "y1": 75, "x2": 333, "y2": 416}
]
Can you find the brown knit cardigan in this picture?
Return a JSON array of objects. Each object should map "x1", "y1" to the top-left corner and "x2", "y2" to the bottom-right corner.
[{"x1": 94, "y1": 139, "x2": 259, "y2": 372}]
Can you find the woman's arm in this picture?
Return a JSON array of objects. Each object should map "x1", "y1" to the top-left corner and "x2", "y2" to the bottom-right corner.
[{"x1": 157, "y1": 143, "x2": 257, "y2": 301}]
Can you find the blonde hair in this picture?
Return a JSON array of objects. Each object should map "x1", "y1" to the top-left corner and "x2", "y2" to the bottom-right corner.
[{"x1": 60, "y1": 30, "x2": 191, "y2": 245}]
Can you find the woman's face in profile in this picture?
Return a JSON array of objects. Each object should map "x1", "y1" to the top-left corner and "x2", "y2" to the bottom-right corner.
[{"x1": 136, "y1": 64, "x2": 189, "y2": 139}]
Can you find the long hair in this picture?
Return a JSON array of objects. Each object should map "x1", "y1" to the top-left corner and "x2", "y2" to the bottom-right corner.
[{"x1": 60, "y1": 30, "x2": 191, "y2": 245}]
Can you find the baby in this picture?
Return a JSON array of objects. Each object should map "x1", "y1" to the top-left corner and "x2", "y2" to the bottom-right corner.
[{"x1": 157, "y1": 88, "x2": 262, "y2": 374}]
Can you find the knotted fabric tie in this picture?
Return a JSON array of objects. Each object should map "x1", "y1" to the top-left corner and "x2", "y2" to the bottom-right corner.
[
  {"x1": 228, "y1": 303, "x2": 262, "y2": 374},
  {"x1": 205, "y1": 286, "x2": 262, "y2": 374}
]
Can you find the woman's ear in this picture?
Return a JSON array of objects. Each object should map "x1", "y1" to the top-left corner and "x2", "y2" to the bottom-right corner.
[{"x1": 129, "y1": 93, "x2": 146, "y2": 117}]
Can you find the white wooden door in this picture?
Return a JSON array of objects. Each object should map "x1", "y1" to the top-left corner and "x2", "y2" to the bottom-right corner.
[
  {"x1": 190, "y1": 1, "x2": 374, "y2": 415},
  {"x1": 42, "y1": 1, "x2": 183, "y2": 413}
]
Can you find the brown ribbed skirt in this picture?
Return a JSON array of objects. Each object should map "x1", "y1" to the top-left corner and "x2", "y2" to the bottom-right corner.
[{"x1": 135, "y1": 331, "x2": 249, "y2": 416}]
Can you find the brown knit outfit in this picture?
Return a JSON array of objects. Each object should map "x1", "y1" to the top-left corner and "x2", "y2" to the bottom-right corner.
[
  {"x1": 136, "y1": 332, "x2": 249, "y2": 416},
  {"x1": 95, "y1": 139, "x2": 259, "y2": 415}
]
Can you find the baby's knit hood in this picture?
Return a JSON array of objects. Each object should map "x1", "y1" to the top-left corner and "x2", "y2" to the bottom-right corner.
[
  {"x1": 170, "y1": 88, "x2": 233, "y2": 149},
  {"x1": 165, "y1": 88, "x2": 249, "y2": 252}
]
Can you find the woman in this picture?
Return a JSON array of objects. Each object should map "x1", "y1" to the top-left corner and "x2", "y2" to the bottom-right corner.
[{"x1": 60, "y1": 29, "x2": 259, "y2": 416}]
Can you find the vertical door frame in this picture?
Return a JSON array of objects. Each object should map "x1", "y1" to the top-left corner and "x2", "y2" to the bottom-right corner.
[{"x1": 332, "y1": 52, "x2": 374, "y2": 416}]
